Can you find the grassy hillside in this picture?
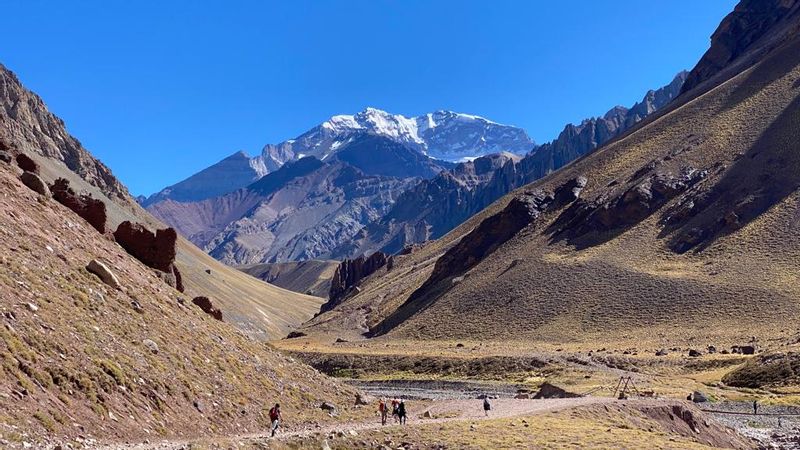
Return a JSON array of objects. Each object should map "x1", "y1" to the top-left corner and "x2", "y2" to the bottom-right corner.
[
  {"x1": 0, "y1": 161, "x2": 358, "y2": 446},
  {"x1": 297, "y1": 3, "x2": 800, "y2": 352},
  {"x1": 238, "y1": 260, "x2": 339, "y2": 299}
]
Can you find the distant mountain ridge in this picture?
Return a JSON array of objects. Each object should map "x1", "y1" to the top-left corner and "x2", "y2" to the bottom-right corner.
[
  {"x1": 336, "y1": 71, "x2": 688, "y2": 257},
  {"x1": 142, "y1": 107, "x2": 533, "y2": 205}
]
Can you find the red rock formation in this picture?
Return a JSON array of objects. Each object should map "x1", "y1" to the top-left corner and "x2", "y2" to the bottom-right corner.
[
  {"x1": 113, "y1": 221, "x2": 177, "y2": 273},
  {"x1": 50, "y1": 178, "x2": 107, "y2": 234},
  {"x1": 192, "y1": 296, "x2": 223, "y2": 321}
]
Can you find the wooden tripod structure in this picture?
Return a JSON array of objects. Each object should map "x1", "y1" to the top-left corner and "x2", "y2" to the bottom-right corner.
[{"x1": 612, "y1": 376, "x2": 642, "y2": 399}]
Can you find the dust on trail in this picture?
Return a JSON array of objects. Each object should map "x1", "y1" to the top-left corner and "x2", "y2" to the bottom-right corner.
[{"x1": 97, "y1": 397, "x2": 613, "y2": 449}]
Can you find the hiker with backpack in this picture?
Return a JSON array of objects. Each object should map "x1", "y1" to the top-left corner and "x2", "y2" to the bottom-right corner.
[
  {"x1": 391, "y1": 397, "x2": 400, "y2": 423},
  {"x1": 483, "y1": 397, "x2": 491, "y2": 416},
  {"x1": 397, "y1": 399, "x2": 407, "y2": 425},
  {"x1": 269, "y1": 403, "x2": 282, "y2": 437},
  {"x1": 379, "y1": 398, "x2": 388, "y2": 425}
]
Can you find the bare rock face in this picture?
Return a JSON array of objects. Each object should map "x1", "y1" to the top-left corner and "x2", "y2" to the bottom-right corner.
[
  {"x1": 19, "y1": 171, "x2": 49, "y2": 197},
  {"x1": 154, "y1": 264, "x2": 185, "y2": 293},
  {"x1": 86, "y1": 259, "x2": 121, "y2": 290},
  {"x1": 681, "y1": 0, "x2": 800, "y2": 94},
  {"x1": 191, "y1": 296, "x2": 223, "y2": 321},
  {"x1": 551, "y1": 168, "x2": 707, "y2": 245},
  {"x1": 15, "y1": 153, "x2": 38, "y2": 173},
  {"x1": 50, "y1": 178, "x2": 107, "y2": 234},
  {"x1": 113, "y1": 221, "x2": 177, "y2": 273},
  {"x1": 325, "y1": 252, "x2": 390, "y2": 311}
]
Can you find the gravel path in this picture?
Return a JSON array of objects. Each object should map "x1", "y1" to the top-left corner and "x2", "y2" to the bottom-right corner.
[{"x1": 95, "y1": 397, "x2": 613, "y2": 449}]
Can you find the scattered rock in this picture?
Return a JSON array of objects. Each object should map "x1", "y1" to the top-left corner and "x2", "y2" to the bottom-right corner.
[
  {"x1": 707, "y1": 345, "x2": 717, "y2": 354},
  {"x1": 142, "y1": 339, "x2": 159, "y2": 354},
  {"x1": 0, "y1": 150, "x2": 12, "y2": 164},
  {"x1": 731, "y1": 345, "x2": 756, "y2": 355},
  {"x1": 49, "y1": 178, "x2": 107, "y2": 234},
  {"x1": 692, "y1": 391, "x2": 709, "y2": 403},
  {"x1": 335, "y1": 338, "x2": 348, "y2": 343},
  {"x1": 514, "y1": 393, "x2": 530, "y2": 399},
  {"x1": 191, "y1": 296, "x2": 223, "y2": 321},
  {"x1": 26, "y1": 303, "x2": 39, "y2": 312},
  {"x1": 16, "y1": 153, "x2": 38, "y2": 173},
  {"x1": 688, "y1": 349, "x2": 702, "y2": 357},
  {"x1": 285, "y1": 331, "x2": 307, "y2": 339},
  {"x1": 205, "y1": 269, "x2": 212, "y2": 275},
  {"x1": 130, "y1": 300, "x2": 144, "y2": 313},
  {"x1": 20, "y1": 171, "x2": 50, "y2": 197},
  {"x1": 655, "y1": 349, "x2": 668, "y2": 356},
  {"x1": 423, "y1": 410, "x2": 433, "y2": 418},
  {"x1": 455, "y1": 343, "x2": 465, "y2": 348},
  {"x1": 86, "y1": 259, "x2": 122, "y2": 290}
]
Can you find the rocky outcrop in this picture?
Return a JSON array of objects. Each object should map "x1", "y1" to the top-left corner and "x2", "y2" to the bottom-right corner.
[
  {"x1": 550, "y1": 168, "x2": 707, "y2": 246},
  {"x1": 532, "y1": 382, "x2": 581, "y2": 399},
  {"x1": 325, "y1": 252, "x2": 391, "y2": 311},
  {"x1": 114, "y1": 221, "x2": 177, "y2": 273},
  {"x1": 192, "y1": 296, "x2": 223, "y2": 321},
  {"x1": 86, "y1": 259, "x2": 121, "y2": 290},
  {"x1": 16, "y1": 154, "x2": 38, "y2": 173},
  {"x1": 681, "y1": 0, "x2": 800, "y2": 94},
  {"x1": 50, "y1": 178, "x2": 107, "y2": 234},
  {"x1": 113, "y1": 221, "x2": 184, "y2": 292},
  {"x1": 19, "y1": 171, "x2": 49, "y2": 197}
]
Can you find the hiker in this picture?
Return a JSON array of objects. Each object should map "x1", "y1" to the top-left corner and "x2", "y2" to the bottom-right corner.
[
  {"x1": 753, "y1": 400, "x2": 758, "y2": 415},
  {"x1": 392, "y1": 397, "x2": 400, "y2": 423},
  {"x1": 397, "y1": 399, "x2": 407, "y2": 425},
  {"x1": 483, "y1": 397, "x2": 491, "y2": 417},
  {"x1": 269, "y1": 403, "x2": 282, "y2": 437},
  {"x1": 379, "y1": 398, "x2": 388, "y2": 425}
]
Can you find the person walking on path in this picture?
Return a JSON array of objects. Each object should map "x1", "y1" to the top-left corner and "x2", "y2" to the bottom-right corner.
[
  {"x1": 392, "y1": 398, "x2": 400, "y2": 423},
  {"x1": 483, "y1": 397, "x2": 492, "y2": 417},
  {"x1": 753, "y1": 400, "x2": 759, "y2": 415},
  {"x1": 269, "y1": 403, "x2": 282, "y2": 437},
  {"x1": 379, "y1": 398, "x2": 388, "y2": 425},
  {"x1": 397, "y1": 399, "x2": 407, "y2": 425}
]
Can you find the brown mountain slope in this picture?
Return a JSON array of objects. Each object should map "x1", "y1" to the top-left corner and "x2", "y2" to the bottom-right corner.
[
  {"x1": 297, "y1": 0, "x2": 800, "y2": 350},
  {"x1": 0, "y1": 157, "x2": 356, "y2": 446},
  {"x1": 238, "y1": 259, "x2": 339, "y2": 298},
  {"x1": 0, "y1": 63, "x2": 324, "y2": 340}
]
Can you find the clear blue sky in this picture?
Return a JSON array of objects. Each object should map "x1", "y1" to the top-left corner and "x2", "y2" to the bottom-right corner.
[{"x1": 0, "y1": 0, "x2": 736, "y2": 196}]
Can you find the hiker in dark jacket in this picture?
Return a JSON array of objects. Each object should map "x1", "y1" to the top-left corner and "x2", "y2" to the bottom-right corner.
[
  {"x1": 483, "y1": 397, "x2": 491, "y2": 416},
  {"x1": 397, "y1": 399, "x2": 407, "y2": 425}
]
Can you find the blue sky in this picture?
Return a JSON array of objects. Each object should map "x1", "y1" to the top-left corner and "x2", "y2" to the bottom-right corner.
[{"x1": 0, "y1": 0, "x2": 736, "y2": 196}]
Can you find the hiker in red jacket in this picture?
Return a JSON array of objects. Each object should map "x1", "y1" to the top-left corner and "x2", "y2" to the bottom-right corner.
[
  {"x1": 379, "y1": 398, "x2": 388, "y2": 425},
  {"x1": 269, "y1": 403, "x2": 282, "y2": 437}
]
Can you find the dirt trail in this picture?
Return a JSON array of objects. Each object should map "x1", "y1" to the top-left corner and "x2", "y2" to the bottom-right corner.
[{"x1": 96, "y1": 397, "x2": 613, "y2": 449}]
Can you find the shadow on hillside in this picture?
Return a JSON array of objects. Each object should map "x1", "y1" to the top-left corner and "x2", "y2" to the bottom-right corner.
[
  {"x1": 664, "y1": 94, "x2": 800, "y2": 252},
  {"x1": 721, "y1": 38, "x2": 800, "y2": 113}
]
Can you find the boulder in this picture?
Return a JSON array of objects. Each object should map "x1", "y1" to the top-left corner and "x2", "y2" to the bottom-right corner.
[
  {"x1": 15, "y1": 154, "x2": 38, "y2": 173},
  {"x1": 533, "y1": 382, "x2": 581, "y2": 399},
  {"x1": 688, "y1": 349, "x2": 702, "y2": 357},
  {"x1": 114, "y1": 221, "x2": 177, "y2": 272},
  {"x1": 142, "y1": 339, "x2": 159, "y2": 354},
  {"x1": 285, "y1": 331, "x2": 307, "y2": 339},
  {"x1": 154, "y1": 264, "x2": 185, "y2": 293},
  {"x1": 86, "y1": 259, "x2": 121, "y2": 290},
  {"x1": 320, "y1": 402, "x2": 337, "y2": 414},
  {"x1": 655, "y1": 349, "x2": 669, "y2": 356},
  {"x1": 49, "y1": 178, "x2": 107, "y2": 234},
  {"x1": 732, "y1": 345, "x2": 757, "y2": 355},
  {"x1": 692, "y1": 391, "x2": 709, "y2": 403},
  {"x1": 0, "y1": 150, "x2": 11, "y2": 164},
  {"x1": 20, "y1": 172, "x2": 50, "y2": 197},
  {"x1": 191, "y1": 296, "x2": 223, "y2": 321},
  {"x1": 354, "y1": 392, "x2": 373, "y2": 406}
]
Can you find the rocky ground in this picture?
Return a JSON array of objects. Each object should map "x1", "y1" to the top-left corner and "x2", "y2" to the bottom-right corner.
[{"x1": 705, "y1": 402, "x2": 800, "y2": 449}]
